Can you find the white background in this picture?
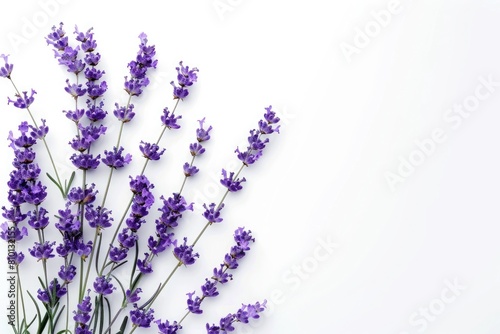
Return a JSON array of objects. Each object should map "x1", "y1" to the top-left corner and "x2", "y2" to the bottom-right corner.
[{"x1": 0, "y1": 0, "x2": 499, "y2": 333}]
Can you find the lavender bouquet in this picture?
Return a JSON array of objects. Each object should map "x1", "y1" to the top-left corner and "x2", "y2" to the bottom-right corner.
[{"x1": 0, "y1": 23, "x2": 279, "y2": 334}]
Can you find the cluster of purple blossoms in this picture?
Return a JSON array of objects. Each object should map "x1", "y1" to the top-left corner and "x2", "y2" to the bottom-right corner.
[
  {"x1": 109, "y1": 176, "x2": 155, "y2": 271},
  {"x1": 130, "y1": 304, "x2": 155, "y2": 328},
  {"x1": 0, "y1": 54, "x2": 13, "y2": 78},
  {"x1": 205, "y1": 300, "x2": 267, "y2": 334},
  {"x1": 124, "y1": 32, "x2": 157, "y2": 96},
  {"x1": 73, "y1": 290, "x2": 93, "y2": 334},
  {"x1": 186, "y1": 228, "x2": 254, "y2": 315},
  {"x1": 156, "y1": 319, "x2": 182, "y2": 334},
  {"x1": 235, "y1": 105, "x2": 280, "y2": 167},
  {"x1": 183, "y1": 117, "x2": 212, "y2": 177},
  {"x1": 37, "y1": 278, "x2": 67, "y2": 305},
  {"x1": 171, "y1": 61, "x2": 199, "y2": 99},
  {"x1": 1, "y1": 121, "x2": 53, "y2": 265},
  {"x1": 47, "y1": 24, "x2": 109, "y2": 171},
  {"x1": 139, "y1": 141, "x2": 165, "y2": 161},
  {"x1": 54, "y1": 203, "x2": 93, "y2": 260},
  {"x1": 145, "y1": 193, "x2": 193, "y2": 266},
  {"x1": 174, "y1": 237, "x2": 199, "y2": 266},
  {"x1": 94, "y1": 275, "x2": 115, "y2": 295}
]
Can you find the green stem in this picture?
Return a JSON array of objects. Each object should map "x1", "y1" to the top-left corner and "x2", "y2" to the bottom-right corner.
[{"x1": 127, "y1": 262, "x2": 181, "y2": 334}]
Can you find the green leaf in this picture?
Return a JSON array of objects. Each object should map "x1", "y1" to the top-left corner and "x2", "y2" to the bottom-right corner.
[
  {"x1": 46, "y1": 172, "x2": 64, "y2": 196},
  {"x1": 26, "y1": 291, "x2": 42, "y2": 334},
  {"x1": 64, "y1": 171, "x2": 76, "y2": 197},
  {"x1": 116, "y1": 316, "x2": 128, "y2": 334}
]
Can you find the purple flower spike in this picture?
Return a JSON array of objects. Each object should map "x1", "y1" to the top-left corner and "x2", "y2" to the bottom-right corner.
[
  {"x1": 220, "y1": 169, "x2": 246, "y2": 192},
  {"x1": 7, "y1": 251, "x2": 24, "y2": 266},
  {"x1": 102, "y1": 146, "x2": 132, "y2": 169},
  {"x1": 110, "y1": 246, "x2": 128, "y2": 262},
  {"x1": 139, "y1": 141, "x2": 165, "y2": 161},
  {"x1": 236, "y1": 300, "x2": 267, "y2": 323},
  {"x1": 212, "y1": 265, "x2": 232, "y2": 284},
  {"x1": 161, "y1": 107, "x2": 182, "y2": 129},
  {"x1": 0, "y1": 223, "x2": 28, "y2": 242},
  {"x1": 70, "y1": 153, "x2": 101, "y2": 170},
  {"x1": 29, "y1": 241, "x2": 56, "y2": 261},
  {"x1": 86, "y1": 81, "x2": 108, "y2": 100},
  {"x1": 118, "y1": 228, "x2": 138, "y2": 248},
  {"x1": 126, "y1": 288, "x2": 142, "y2": 304},
  {"x1": 46, "y1": 23, "x2": 67, "y2": 51},
  {"x1": 64, "y1": 79, "x2": 87, "y2": 98},
  {"x1": 176, "y1": 61, "x2": 198, "y2": 87},
  {"x1": 186, "y1": 291, "x2": 203, "y2": 314},
  {"x1": 201, "y1": 279, "x2": 219, "y2": 297},
  {"x1": 86, "y1": 100, "x2": 107, "y2": 121},
  {"x1": 174, "y1": 237, "x2": 199, "y2": 265},
  {"x1": 27, "y1": 207, "x2": 50, "y2": 230},
  {"x1": 189, "y1": 143, "x2": 205, "y2": 156},
  {"x1": 170, "y1": 81, "x2": 189, "y2": 100},
  {"x1": 113, "y1": 103, "x2": 135, "y2": 123},
  {"x1": 156, "y1": 319, "x2": 181, "y2": 334},
  {"x1": 93, "y1": 275, "x2": 115, "y2": 295},
  {"x1": 73, "y1": 291, "x2": 92, "y2": 328},
  {"x1": 130, "y1": 305, "x2": 155, "y2": 328},
  {"x1": 7, "y1": 89, "x2": 37, "y2": 109},
  {"x1": 0, "y1": 54, "x2": 14, "y2": 78},
  {"x1": 183, "y1": 162, "x2": 199, "y2": 177},
  {"x1": 58, "y1": 264, "x2": 77, "y2": 283},
  {"x1": 196, "y1": 118, "x2": 212, "y2": 142},
  {"x1": 202, "y1": 203, "x2": 224, "y2": 224},
  {"x1": 137, "y1": 253, "x2": 153, "y2": 274}
]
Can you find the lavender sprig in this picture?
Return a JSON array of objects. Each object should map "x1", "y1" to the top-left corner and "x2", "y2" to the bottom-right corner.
[
  {"x1": 177, "y1": 227, "x2": 255, "y2": 326},
  {"x1": 0, "y1": 54, "x2": 70, "y2": 198}
]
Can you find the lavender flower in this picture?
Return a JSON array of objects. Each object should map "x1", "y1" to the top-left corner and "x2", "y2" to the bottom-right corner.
[
  {"x1": 161, "y1": 107, "x2": 182, "y2": 129},
  {"x1": 113, "y1": 103, "x2": 135, "y2": 122},
  {"x1": 86, "y1": 100, "x2": 107, "y2": 121},
  {"x1": 124, "y1": 32, "x2": 157, "y2": 96},
  {"x1": 29, "y1": 241, "x2": 55, "y2": 261},
  {"x1": 171, "y1": 61, "x2": 198, "y2": 99},
  {"x1": 130, "y1": 305, "x2": 155, "y2": 328},
  {"x1": 67, "y1": 184, "x2": 97, "y2": 204},
  {"x1": 102, "y1": 146, "x2": 132, "y2": 169},
  {"x1": 7, "y1": 251, "x2": 24, "y2": 266},
  {"x1": 126, "y1": 288, "x2": 142, "y2": 304},
  {"x1": 183, "y1": 162, "x2": 199, "y2": 177},
  {"x1": 206, "y1": 300, "x2": 267, "y2": 333},
  {"x1": 73, "y1": 291, "x2": 92, "y2": 331},
  {"x1": 186, "y1": 291, "x2": 203, "y2": 314},
  {"x1": 110, "y1": 246, "x2": 128, "y2": 262},
  {"x1": 58, "y1": 264, "x2": 77, "y2": 283},
  {"x1": 0, "y1": 54, "x2": 14, "y2": 78},
  {"x1": 0, "y1": 223, "x2": 28, "y2": 242},
  {"x1": 137, "y1": 253, "x2": 153, "y2": 274},
  {"x1": 7, "y1": 89, "x2": 36, "y2": 109},
  {"x1": 139, "y1": 141, "x2": 165, "y2": 161},
  {"x1": 64, "y1": 79, "x2": 87, "y2": 98},
  {"x1": 156, "y1": 319, "x2": 181, "y2": 334},
  {"x1": 70, "y1": 153, "x2": 101, "y2": 170},
  {"x1": 118, "y1": 228, "x2": 138, "y2": 248},
  {"x1": 190, "y1": 142, "x2": 205, "y2": 156},
  {"x1": 93, "y1": 275, "x2": 115, "y2": 295},
  {"x1": 174, "y1": 237, "x2": 199, "y2": 265},
  {"x1": 220, "y1": 169, "x2": 246, "y2": 192},
  {"x1": 202, "y1": 203, "x2": 224, "y2": 224},
  {"x1": 196, "y1": 118, "x2": 213, "y2": 142},
  {"x1": 27, "y1": 207, "x2": 50, "y2": 230},
  {"x1": 85, "y1": 205, "x2": 113, "y2": 229}
]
